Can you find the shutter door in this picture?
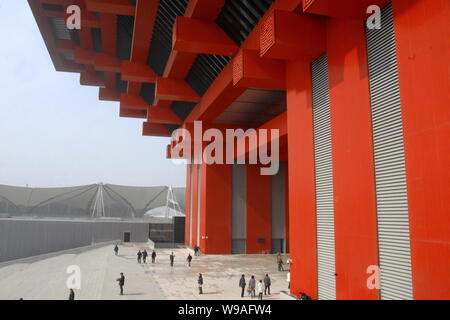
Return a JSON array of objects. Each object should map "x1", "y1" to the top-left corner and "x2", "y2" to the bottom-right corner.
[
  {"x1": 366, "y1": 3, "x2": 413, "y2": 300},
  {"x1": 311, "y1": 54, "x2": 336, "y2": 300}
]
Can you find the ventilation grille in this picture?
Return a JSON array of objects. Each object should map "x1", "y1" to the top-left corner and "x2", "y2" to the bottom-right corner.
[
  {"x1": 147, "y1": 0, "x2": 189, "y2": 76},
  {"x1": 116, "y1": 15, "x2": 134, "y2": 60},
  {"x1": 185, "y1": 54, "x2": 231, "y2": 96},
  {"x1": 216, "y1": 0, "x2": 274, "y2": 45},
  {"x1": 366, "y1": 3, "x2": 413, "y2": 300},
  {"x1": 311, "y1": 54, "x2": 336, "y2": 300},
  {"x1": 49, "y1": 18, "x2": 70, "y2": 40}
]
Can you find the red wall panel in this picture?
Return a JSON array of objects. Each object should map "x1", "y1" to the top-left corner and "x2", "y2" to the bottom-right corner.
[
  {"x1": 393, "y1": 0, "x2": 450, "y2": 299},
  {"x1": 200, "y1": 163, "x2": 233, "y2": 254},
  {"x1": 286, "y1": 60, "x2": 318, "y2": 298},
  {"x1": 246, "y1": 165, "x2": 272, "y2": 254},
  {"x1": 191, "y1": 163, "x2": 199, "y2": 248},
  {"x1": 327, "y1": 18, "x2": 380, "y2": 300},
  {"x1": 185, "y1": 164, "x2": 192, "y2": 246}
]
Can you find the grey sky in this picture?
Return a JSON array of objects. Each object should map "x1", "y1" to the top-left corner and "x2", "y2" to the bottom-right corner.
[{"x1": 0, "y1": 0, "x2": 186, "y2": 187}]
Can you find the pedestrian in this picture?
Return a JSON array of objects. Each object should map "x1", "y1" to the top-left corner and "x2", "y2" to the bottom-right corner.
[
  {"x1": 137, "y1": 250, "x2": 142, "y2": 264},
  {"x1": 114, "y1": 245, "x2": 119, "y2": 256},
  {"x1": 198, "y1": 273, "x2": 203, "y2": 294},
  {"x1": 187, "y1": 253, "x2": 193, "y2": 267},
  {"x1": 116, "y1": 272, "x2": 125, "y2": 295},
  {"x1": 239, "y1": 274, "x2": 246, "y2": 298},
  {"x1": 142, "y1": 250, "x2": 148, "y2": 263},
  {"x1": 170, "y1": 252, "x2": 175, "y2": 267},
  {"x1": 151, "y1": 250, "x2": 156, "y2": 263},
  {"x1": 287, "y1": 271, "x2": 290, "y2": 289},
  {"x1": 264, "y1": 274, "x2": 271, "y2": 295},
  {"x1": 277, "y1": 253, "x2": 284, "y2": 271},
  {"x1": 258, "y1": 280, "x2": 263, "y2": 300},
  {"x1": 249, "y1": 275, "x2": 256, "y2": 298},
  {"x1": 68, "y1": 288, "x2": 75, "y2": 300}
]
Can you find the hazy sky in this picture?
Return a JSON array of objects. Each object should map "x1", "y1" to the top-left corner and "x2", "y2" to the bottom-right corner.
[{"x1": 0, "y1": 0, "x2": 186, "y2": 188}]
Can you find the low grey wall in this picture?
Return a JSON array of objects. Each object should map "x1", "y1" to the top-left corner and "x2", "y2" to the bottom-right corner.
[{"x1": 0, "y1": 219, "x2": 149, "y2": 262}]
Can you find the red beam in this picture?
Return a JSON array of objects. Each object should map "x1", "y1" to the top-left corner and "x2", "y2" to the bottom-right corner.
[
  {"x1": 55, "y1": 39, "x2": 75, "y2": 53},
  {"x1": 303, "y1": 0, "x2": 391, "y2": 19},
  {"x1": 99, "y1": 87, "x2": 121, "y2": 101},
  {"x1": 173, "y1": 17, "x2": 238, "y2": 56},
  {"x1": 142, "y1": 122, "x2": 171, "y2": 137},
  {"x1": 147, "y1": 107, "x2": 183, "y2": 125},
  {"x1": 233, "y1": 49, "x2": 286, "y2": 90},
  {"x1": 94, "y1": 53, "x2": 122, "y2": 72},
  {"x1": 120, "y1": 94, "x2": 149, "y2": 110},
  {"x1": 85, "y1": 0, "x2": 135, "y2": 16},
  {"x1": 155, "y1": 78, "x2": 200, "y2": 103},
  {"x1": 80, "y1": 71, "x2": 105, "y2": 86},
  {"x1": 74, "y1": 47, "x2": 95, "y2": 64},
  {"x1": 130, "y1": 0, "x2": 159, "y2": 63},
  {"x1": 260, "y1": 10, "x2": 326, "y2": 61},
  {"x1": 122, "y1": 61, "x2": 157, "y2": 83},
  {"x1": 120, "y1": 107, "x2": 147, "y2": 119}
]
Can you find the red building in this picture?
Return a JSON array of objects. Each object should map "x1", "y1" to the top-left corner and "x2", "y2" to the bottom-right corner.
[{"x1": 29, "y1": 0, "x2": 449, "y2": 299}]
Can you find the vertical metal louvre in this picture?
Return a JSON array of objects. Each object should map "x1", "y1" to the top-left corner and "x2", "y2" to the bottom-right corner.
[
  {"x1": 311, "y1": 54, "x2": 336, "y2": 300},
  {"x1": 366, "y1": 3, "x2": 413, "y2": 300}
]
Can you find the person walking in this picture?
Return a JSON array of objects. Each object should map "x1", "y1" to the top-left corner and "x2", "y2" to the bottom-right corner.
[
  {"x1": 114, "y1": 245, "x2": 119, "y2": 256},
  {"x1": 151, "y1": 250, "x2": 156, "y2": 263},
  {"x1": 68, "y1": 289, "x2": 75, "y2": 300},
  {"x1": 249, "y1": 275, "x2": 256, "y2": 298},
  {"x1": 137, "y1": 250, "x2": 142, "y2": 264},
  {"x1": 257, "y1": 280, "x2": 263, "y2": 300},
  {"x1": 239, "y1": 275, "x2": 246, "y2": 298},
  {"x1": 287, "y1": 271, "x2": 290, "y2": 289},
  {"x1": 194, "y1": 245, "x2": 199, "y2": 256},
  {"x1": 277, "y1": 253, "x2": 284, "y2": 271},
  {"x1": 264, "y1": 274, "x2": 271, "y2": 295},
  {"x1": 142, "y1": 250, "x2": 148, "y2": 263},
  {"x1": 198, "y1": 273, "x2": 204, "y2": 294},
  {"x1": 186, "y1": 253, "x2": 193, "y2": 267},
  {"x1": 116, "y1": 272, "x2": 125, "y2": 295},
  {"x1": 170, "y1": 252, "x2": 175, "y2": 267}
]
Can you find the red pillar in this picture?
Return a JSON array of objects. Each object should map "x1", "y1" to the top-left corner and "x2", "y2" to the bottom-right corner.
[
  {"x1": 327, "y1": 18, "x2": 380, "y2": 300},
  {"x1": 286, "y1": 60, "x2": 318, "y2": 298},
  {"x1": 199, "y1": 163, "x2": 233, "y2": 254},
  {"x1": 185, "y1": 164, "x2": 192, "y2": 246},
  {"x1": 393, "y1": 0, "x2": 450, "y2": 299},
  {"x1": 190, "y1": 164, "x2": 199, "y2": 248},
  {"x1": 246, "y1": 164, "x2": 272, "y2": 254}
]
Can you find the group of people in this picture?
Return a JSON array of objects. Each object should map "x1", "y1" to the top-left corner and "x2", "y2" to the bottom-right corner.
[{"x1": 239, "y1": 274, "x2": 272, "y2": 300}]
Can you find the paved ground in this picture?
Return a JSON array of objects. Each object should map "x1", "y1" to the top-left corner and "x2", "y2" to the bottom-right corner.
[{"x1": 0, "y1": 243, "x2": 293, "y2": 300}]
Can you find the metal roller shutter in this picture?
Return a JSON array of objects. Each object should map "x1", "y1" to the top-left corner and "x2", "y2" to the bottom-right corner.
[
  {"x1": 366, "y1": 3, "x2": 413, "y2": 300},
  {"x1": 311, "y1": 54, "x2": 336, "y2": 300}
]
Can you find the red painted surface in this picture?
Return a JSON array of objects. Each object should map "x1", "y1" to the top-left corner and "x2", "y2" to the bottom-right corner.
[
  {"x1": 286, "y1": 60, "x2": 317, "y2": 298},
  {"x1": 327, "y1": 18, "x2": 380, "y2": 300},
  {"x1": 185, "y1": 164, "x2": 192, "y2": 246},
  {"x1": 246, "y1": 165, "x2": 272, "y2": 254},
  {"x1": 190, "y1": 164, "x2": 200, "y2": 248},
  {"x1": 199, "y1": 164, "x2": 232, "y2": 254},
  {"x1": 393, "y1": 0, "x2": 450, "y2": 299},
  {"x1": 284, "y1": 163, "x2": 290, "y2": 253}
]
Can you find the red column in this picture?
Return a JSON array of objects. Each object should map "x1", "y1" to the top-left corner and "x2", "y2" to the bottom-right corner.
[
  {"x1": 199, "y1": 163, "x2": 233, "y2": 254},
  {"x1": 286, "y1": 60, "x2": 318, "y2": 298},
  {"x1": 327, "y1": 18, "x2": 380, "y2": 300},
  {"x1": 246, "y1": 165, "x2": 272, "y2": 254},
  {"x1": 185, "y1": 164, "x2": 192, "y2": 246},
  {"x1": 190, "y1": 164, "x2": 199, "y2": 248},
  {"x1": 285, "y1": 164, "x2": 290, "y2": 253},
  {"x1": 393, "y1": 0, "x2": 450, "y2": 299}
]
